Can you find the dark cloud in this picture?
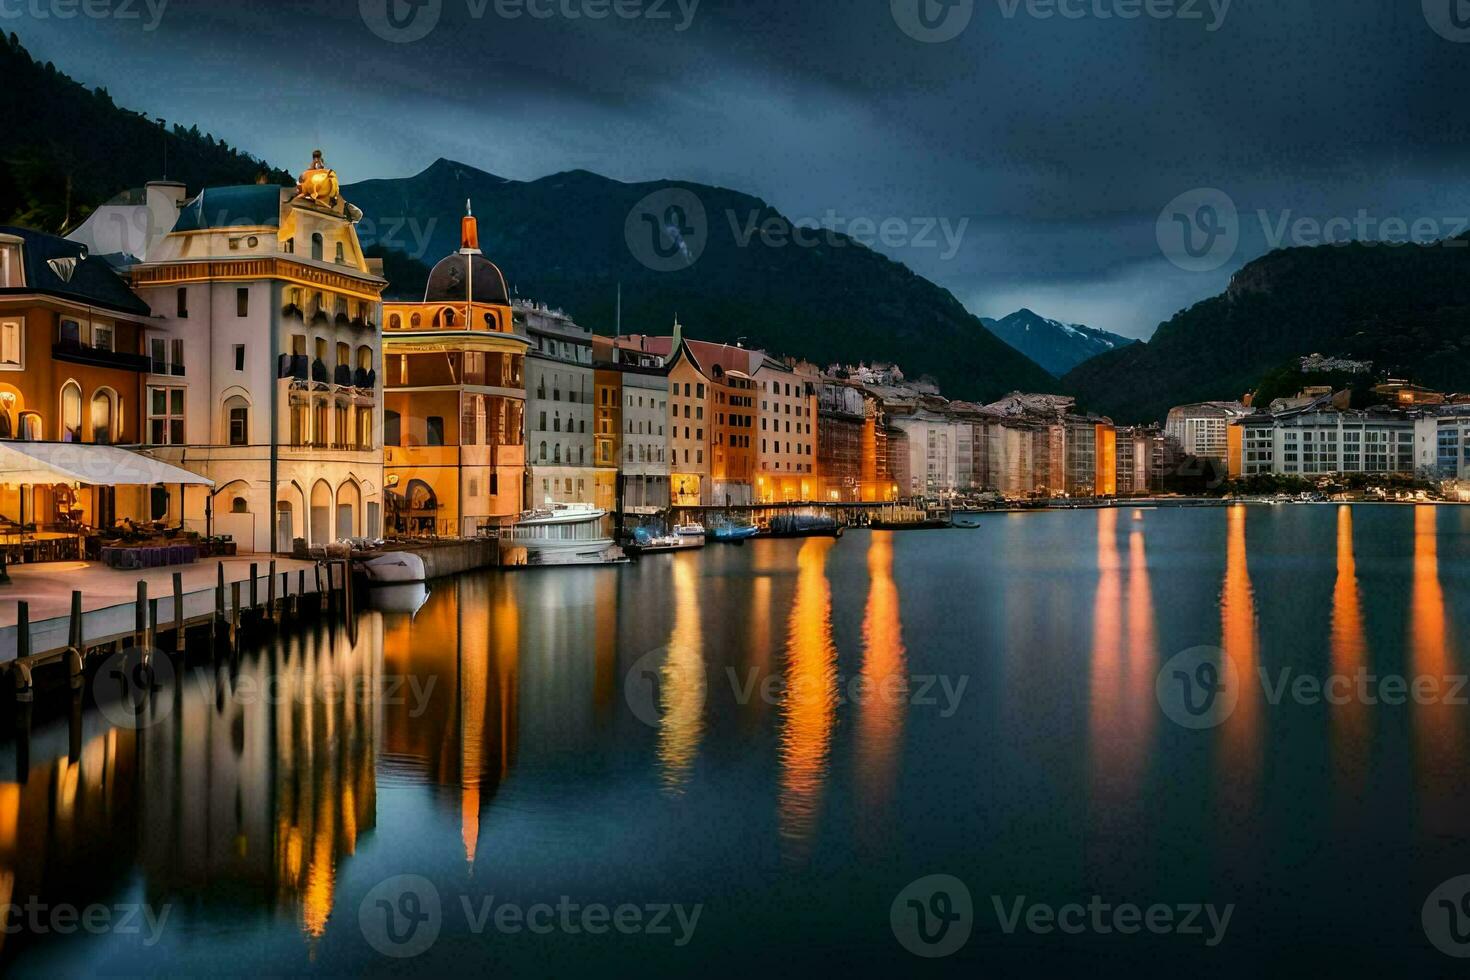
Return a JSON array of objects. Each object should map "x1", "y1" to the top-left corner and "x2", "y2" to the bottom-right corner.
[{"x1": 13, "y1": 0, "x2": 1470, "y2": 337}]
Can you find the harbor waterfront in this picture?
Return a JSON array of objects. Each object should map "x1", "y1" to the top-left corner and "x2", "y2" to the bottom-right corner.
[{"x1": 2, "y1": 505, "x2": 1469, "y2": 973}]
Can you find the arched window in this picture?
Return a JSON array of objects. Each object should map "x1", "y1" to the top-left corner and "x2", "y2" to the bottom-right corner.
[
  {"x1": 18, "y1": 410, "x2": 41, "y2": 441},
  {"x1": 91, "y1": 388, "x2": 117, "y2": 444},
  {"x1": 410, "y1": 313, "x2": 422, "y2": 328},
  {"x1": 60, "y1": 381, "x2": 82, "y2": 442},
  {"x1": 231, "y1": 496, "x2": 248, "y2": 513},
  {"x1": 224, "y1": 394, "x2": 250, "y2": 446},
  {"x1": 334, "y1": 242, "x2": 345, "y2": 263},
  {"x1": 389, "y1": 314, "x2": 402, "y2": 330},
  {"x1": 311, "y1": 233, "x2": 324, "y2": 261},
  {"x1": 539, "y1": 441, "x2": 547, "y2": 461}
]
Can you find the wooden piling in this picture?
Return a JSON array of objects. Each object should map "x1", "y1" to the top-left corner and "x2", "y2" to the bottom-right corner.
[
  {"x1": 68, "y1": 591, "x2": 83, "y2": 650},
  {"x1": 267, "y1": 560, "x2": 277, "y2": 622},
  {"x1": 16, "y1": 601, "x2": 31, "y2": 663},
  {"x1": 229, "y1": 581, "x2": 242, "y2": 650},
  {"x1": 172, "y1": 572, "x2": 184, "y2": 649},
  {"x1": 134, "y1": 582, "x2": 148, "y2": 650},
  {"x1": 249, "y1": 562, "x2": 259, "y2": 617},
  {"x1": 297, "y1": 569, "x2": 306, "y2": 618}
]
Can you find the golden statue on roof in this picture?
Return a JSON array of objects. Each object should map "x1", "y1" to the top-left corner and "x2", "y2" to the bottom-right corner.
[{"x1": 296, "y1": 149, "x2": 341, "y2": 207}]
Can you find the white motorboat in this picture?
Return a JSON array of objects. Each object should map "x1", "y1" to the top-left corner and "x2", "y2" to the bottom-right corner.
[
  {"x1": 367, "y1": 582, "x2": 431, "y2": 617},
  {"x1": 358, "y1": 551, "x2": 428, "y2": 585},
  {"x1": 506, "y1": 503, "x2": 619, "y2": 565},
  {"x1": 674, "y1": 522, "x2": 707, "y2": 537}
]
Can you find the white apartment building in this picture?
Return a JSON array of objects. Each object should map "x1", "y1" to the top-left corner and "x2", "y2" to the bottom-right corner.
[
  {"x1": 520, "y1": 301, "x2": 600, "y2": 506},
  {"x1": 126, "y1": 159, "x2": 385, "y2": 553},
  {"x1": 1237, "y1": 406, "x2": 1418, "y2": 477},
  {"x1": 1166, "y1": 401, "x2": 1251, "y2": 464},
  {"x1": 619, "y1": 360, "x2": 671, "y2": 513},
  {"x1": 753, "y1": 357, "x2": 819, "y2": 502}
]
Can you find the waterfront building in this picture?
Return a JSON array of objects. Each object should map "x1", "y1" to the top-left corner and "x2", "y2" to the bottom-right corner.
[
  {"x1": 593, "y1": 336, "x2": 670, "y2": 514},
  {"x1": 128, "y1": 153, "x2": 386, "y2": 551},
  {"x1": 1232, "y1": 397, "x2": 1419, "y2": 478},
  {"x1": 0, "y1": 225, "x2": 154, "y2": 526},
  {"x1": 1421, "y1": 406, "x2": 1470, "y2": 481},
  {"x1": 816, "y1": 377, "x2": 896, "y2": 502},
  {"x1": 1165, "y1": 401, "x2": 1251, "y2": 468},
  {"x1": 890, "y1": 407, "x2": 969, "y2": 497},
  {"x1": 520, "y1": 301, "x2": 606, "y2": 507},
  {"x1": 593, "y1": 363, "x2": 623, "y2": 513},
  {"x1": 664, "y1": 326, "x2": 711, "y2": 506},
  {"x1": 1115, "y1": 425, "x2": 1164, "y2": 495},
  {"x1": 753, "y1": 357, "x2": 819, "y2": 502},
  {"x1": 711, "y1": 365, "x2": 756, "y2": 505},
  {"x1": 381, "y1": 204, "x2": 529, "y2": 537}
]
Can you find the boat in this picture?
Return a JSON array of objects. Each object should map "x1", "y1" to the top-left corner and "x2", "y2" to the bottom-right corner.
[
  {"x1": 625, "y1": 527, "x2": 706, "y2": 556},
  {"x1": 366, "y1": 582, "x2": 431, "y2": 617},
  {"x1": 708, "y1": 520, "x2": 760, "y2": 543},
  {"x1": 762, "y1": 514, "x2": 844, "y2": 539},
  {"x1": 674, "y1": 522, "x2": 707, "y2": 537},
  {"x1": 870, "y1": 516, "x2": 951, "y2": 531},
  {"x1": 504, "y1": 503, "x2": 622, "y2": 566},
  {"x1": 357, "y1": 551, "x2": 428, "y2": 585}
]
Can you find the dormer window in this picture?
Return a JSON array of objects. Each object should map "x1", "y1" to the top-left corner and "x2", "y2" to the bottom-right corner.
[
  {"x1": 0, "y1": 240, "x2": 21, "y2": 288},
  {"x1": 334, "y1": 242, "x2": 345, "y2": 264},
  {"x1": 311, "y1": 234, "x2": 324, "y2": 261}
]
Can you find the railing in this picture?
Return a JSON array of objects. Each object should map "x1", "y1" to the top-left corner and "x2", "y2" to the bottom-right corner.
[{"x1": 53, "y1": 341, "x2": 151, "y2": 372}]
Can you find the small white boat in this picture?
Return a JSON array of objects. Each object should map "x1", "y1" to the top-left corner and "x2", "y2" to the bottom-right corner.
[
  {"x1": 674, "y1": 522, "x2": 706, "y2": 537},
  {"x1": 358, "y1": 551, "x2": 428, "y2": 585},
  {"x1": 506, "y1": 503, "x2": 619, "y2": 565},
  {"x1": 367, "y1": 582, "x2": 431, "y2": 617}
]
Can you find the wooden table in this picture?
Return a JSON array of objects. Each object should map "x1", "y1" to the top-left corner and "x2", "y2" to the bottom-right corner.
[{"x1": 0, "y1": 532, "x2": 82, "y2": 564}]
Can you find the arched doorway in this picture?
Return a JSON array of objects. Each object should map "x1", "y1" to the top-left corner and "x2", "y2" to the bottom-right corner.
[
  {"x1": 91, "y1": 388, "x2": 118, "y2": 444},
  {"x1": 336, "y1": 480, "x2": 361, "y2": 541},
  {"x1": 310, "y1": 479, "x2": 333, "y2": 546},
  {"x1": 405, "y1": 479, "x2": 437, "y2": 537}
]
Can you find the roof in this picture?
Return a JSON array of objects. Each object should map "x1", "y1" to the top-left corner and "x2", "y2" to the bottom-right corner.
[
  {"x1": 171, "y1": 185, "x2": 284, "y2": 233},
  {"x1": 424, "y1": 252, "x2": 509, "y2": 305},
  {"x1": 0, "y1": 442, "x2": 214, "y2": 487},
  {"x1": 0, "y1": 226, "x2": 151, "y2": 317}
]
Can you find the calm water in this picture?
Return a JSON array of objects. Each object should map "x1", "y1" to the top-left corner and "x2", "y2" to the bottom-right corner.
[{"x1": 6, "y1": 505, "x2": 1470, "y2": 975}]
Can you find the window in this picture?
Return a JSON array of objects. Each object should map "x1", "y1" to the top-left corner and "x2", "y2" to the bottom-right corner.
[
  {"x1": 231, "y1": 497, "x2": 248, "y2": 514},
  {"x1": 334, "y1": 242, "x2": 345, "y2": 263},
  {"x1": 0, "y1": 320, "x2": 21, "y2": 368},
  {"x1": 0, "y1": 241, "x2": 20, "y2": 288},
  {"x1": 176, "y1": 287, "x2": 189, "y2": 318},
  {"x1": 91, "y1": 389, "x2": 116, "y2": 444},
  {"x1": 237, "y1": 287, "x2": 249, "y2": 317},
  {"x1": 426, "y1": 416, "x2": 445, "y2": 446},
  {"x1": 92, "y1": 324, "x2": 113, "y2": 351},
  {"x1": 228, "y1": 404, "x2": 249, "y2": 446},
  {"x1": 233, "y1": 344, "x2": 245, "y2": 371},
  {"x1": 384, "y1": 410, "x2": 401, "y2": 446},
  {"x1": 311, "y1": 233, "x2": 324, "y2": 261},
  {"x1": 151, "y1": 337, "x2": 185, "y2": 376},
  {"x1": 60, "y1": 381, "x2": 82, "y2": 442},
  {"x1": 148, "y1": 386, "x2": 186, "y2": 445}
]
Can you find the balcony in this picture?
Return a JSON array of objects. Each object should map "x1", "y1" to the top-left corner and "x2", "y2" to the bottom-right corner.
[{"x1": 52, "y1": 340, "x2": 150, "y2": 372}]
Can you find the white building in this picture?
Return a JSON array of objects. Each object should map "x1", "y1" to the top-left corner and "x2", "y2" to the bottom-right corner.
[
  {"x1": 1237, "y1": 403, "x2": 1419, "y2": 477},
  {"x1": 127, "y1": 154, "x2": 386, "y2": 552},
  {"x1": 614, "y1": 353, "x2": 670, "y2": 514},
  {"x1": 1165, "y1": 401, "x2": 1251, "y2": 464},
  {"x1": 519, "y1": 301, "x2": 601, "y2": 506}
]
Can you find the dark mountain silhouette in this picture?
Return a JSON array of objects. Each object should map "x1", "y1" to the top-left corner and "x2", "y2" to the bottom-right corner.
[
  {"x1": 1063, "y1": 237, "x2": 1470, "y2": 424},
  {"x1": 345, "y1": 159, "x2": 1057, "y2": 401},
  {"x1": 0, "y1": 33, "x2": 291, "y2": 232}
]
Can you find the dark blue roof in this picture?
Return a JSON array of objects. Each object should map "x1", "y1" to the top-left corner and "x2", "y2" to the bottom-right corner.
[
  {"x1": 0, "y1": 225, "x2": 151, "y2": 317},
  {"x1": 172, "y1": 185, "x2": 284, "y2": 233}
]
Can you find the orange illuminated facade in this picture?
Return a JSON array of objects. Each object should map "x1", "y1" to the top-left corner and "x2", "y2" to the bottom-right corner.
[{"x1": 382, "y1": 204, "x2": 528, "y2": 536}]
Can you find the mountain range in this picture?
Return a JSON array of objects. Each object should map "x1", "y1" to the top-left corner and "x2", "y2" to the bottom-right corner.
[
  {"x1": 342, "y1": 159, "x2": 1057, "y2": 401},
  {"x1": 1064, "y1": 237, "x2": 1470, "y2": 424},
  {"x1": 980, "y1": 309, "x2": 1134, "y2": 377}
]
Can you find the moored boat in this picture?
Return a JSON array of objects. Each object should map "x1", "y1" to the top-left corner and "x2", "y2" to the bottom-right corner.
[
  {"x1": 674, "y1": 522, "x2": 707, "y2": 537},
  {"x1": 357, "y1": 551, "x2": 428, "y2": 585},
  {"x1": 762, "y1": 514, "x2": 843, "y2": 539},
  {"x1": 708, "y1": 521, "x2": 760, "y2": 543},
  {"x1": 505, "y1": 503, "x2": 622, "y2": 566}
]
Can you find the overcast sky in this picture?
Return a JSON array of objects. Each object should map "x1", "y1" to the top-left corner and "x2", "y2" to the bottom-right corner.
[{"x1": 13, "y1": 0, "x2": 1470, "y2": 337}]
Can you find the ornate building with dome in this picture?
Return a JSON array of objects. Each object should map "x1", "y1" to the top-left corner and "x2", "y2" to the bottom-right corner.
[
  {"x1": 127, "y1": 151, "x2": 387, "y2": 552},
  {"x1": 381, "y1": 203, "x2": 529, "y2": 536}
]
